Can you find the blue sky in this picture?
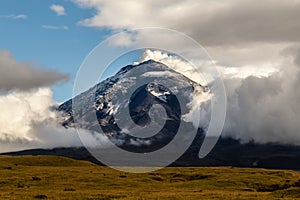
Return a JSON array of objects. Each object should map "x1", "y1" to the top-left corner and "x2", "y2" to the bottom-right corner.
[{"x1": 0, "y1": 0, "x2": 140, "y2": 102}]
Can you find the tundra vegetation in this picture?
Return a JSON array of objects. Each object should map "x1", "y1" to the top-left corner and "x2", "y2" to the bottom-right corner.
[{"x1": 0, "y1": 156, "x2": 300, "y2": 199}]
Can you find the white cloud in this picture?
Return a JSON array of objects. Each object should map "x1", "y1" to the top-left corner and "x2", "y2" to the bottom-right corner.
[
  {"x1": 73, "y1": 0, "x2": 300, "y2": 45},
  {"x1": 0, "y1": 14, "x2": 27, "y2": 19},
  {"x1": 138, "y1": 48, "x2": 300, "y2": 145},
  {"x1": 139, "y1": 49, "x2": 207, "y2": 85},
  {"x1": 217, "y1": 64, "x2": 278, "y2": 79},
  {"x1": 0, "y1": 87, "x2": 111, "y2": 153},
  {"x1": 41, "y1": 25, "x2": 69, "y2": 30},
  {"x1": 50, "y1": 4, "x2": 66, "y2": 16},
  {"x1": 108, "y1": 32, "x2": 134, "y2": 47}
]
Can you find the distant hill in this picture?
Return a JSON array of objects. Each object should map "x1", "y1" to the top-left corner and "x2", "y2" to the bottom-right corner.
[{"x1": 3, "y1": 136, "x2": 300, "y2": 170}]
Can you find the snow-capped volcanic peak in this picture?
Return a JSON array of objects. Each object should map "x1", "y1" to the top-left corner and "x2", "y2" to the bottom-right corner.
[{"x1": 59, "y1": 60, "x2": 210, "y2": 151}]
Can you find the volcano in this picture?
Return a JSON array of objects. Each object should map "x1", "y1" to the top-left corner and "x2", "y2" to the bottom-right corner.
[{"x1": 58, "y1": 60, "x2": 207, "y2": 154}]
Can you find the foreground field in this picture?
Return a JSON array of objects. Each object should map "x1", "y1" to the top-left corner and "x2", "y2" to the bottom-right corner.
[{"x1": 0, "y1": 156, "x2": 300, "y2": 199}]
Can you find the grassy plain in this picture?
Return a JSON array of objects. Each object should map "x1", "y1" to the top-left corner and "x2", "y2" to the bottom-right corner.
[{"x1": 0, "y1": 155, "x2": 300, "y2": 199}]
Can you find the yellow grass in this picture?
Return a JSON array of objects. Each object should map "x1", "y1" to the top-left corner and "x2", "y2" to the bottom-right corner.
[{"x1": 0, "y1": 155, "x2": 299, "y2": 199}]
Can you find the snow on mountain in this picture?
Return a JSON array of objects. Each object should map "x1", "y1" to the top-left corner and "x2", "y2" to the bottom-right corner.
[{"x1": 59, "y1": 60, "x2": 210, "y2": 151}]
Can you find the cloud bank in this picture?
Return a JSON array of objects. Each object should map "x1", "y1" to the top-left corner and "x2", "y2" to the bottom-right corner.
[
  {"x1": 73, "y1": 0, "x2": 300, "y2": 45},
  {"x1": 223, "y1": 46, "x2": 300, "y2": 144},
  {"x1": 72, "y1": 0, "x2": 300, "y2": 69},
  {"x1": 139, "y1": 48, "x2": 300, "y2": 145}
]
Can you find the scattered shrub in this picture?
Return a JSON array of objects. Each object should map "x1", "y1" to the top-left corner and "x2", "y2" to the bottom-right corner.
[
  {"x1": 151, "y1": 176, "x2": 164, "y2": 181},
  {"x1": 64, "y1": 188, "x2": 76, "y2": 191},
  {"x1": 255, "y1": 183, "x2": 291, "y2": 192},
  {"x1": 16, "y1": 182, "x2": 24, "y2": 188},
  {"x1": 32, "y1": 176, "x2": 42, "y2": 181},
  {"x1": 34, "y1": 194, "x2": 47, "y2": 199},
  {"x1": 4, "y1": 166, "x2": 12, "y2": 170}
]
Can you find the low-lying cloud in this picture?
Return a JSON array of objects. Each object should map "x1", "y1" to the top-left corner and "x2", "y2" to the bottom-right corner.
[
  {"x1": 140, "y1": 49, "x2": 300, "y2": 145},
  {"x1": 222, "y1": 46, "x2": 300, "y2": 144},
  {"x1": 0, "y1": 87, "x2": 111, "y2": 153}
]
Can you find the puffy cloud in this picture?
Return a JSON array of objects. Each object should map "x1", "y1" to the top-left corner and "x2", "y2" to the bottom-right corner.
[
  {"x1": 50, "y1": 4, "x2": 66, "y2": 16},
  {"x1": 140, "y1": 49, "x2": 279, "y2": 84},
  {"x1": 139, "y1": 49, "x2": 206, "y2": 85},
  {"x1": 0, "y1": 88, "x2": 72, "y2": 152},
  {"x1": 0, "y1": 50, "x2": 69, "y2": 92},
  {"x1": 0, "y1": 87, "x2": 110, "y2": 153},
  {"x1": 222, "y1": 46, "x2": 300, "y2": 144}
]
